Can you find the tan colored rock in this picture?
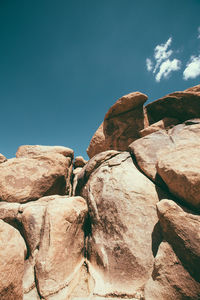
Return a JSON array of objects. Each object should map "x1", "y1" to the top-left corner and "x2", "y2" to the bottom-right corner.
[
  {"x1": 74, "y1": 156, "x2": 87, "y2": 168},
  {"x1": 0, "y1": 195, "x2": 88, "y2": 299},
  {"x1": 87, "y1": 92, "x2": 148, "y2": 158},
  {"x1": 129, "y1": 130, "x2": 172, "y2": 182},
  {"x1": 74, "y1": 150, "x2": 120, "y2": 195},
  {"x1": 129, "y1": 121, "x2": 200, "y2": 184},
  {"x1": 0, "y1": 153, "x2": 7, "y2": 163},
  {"x1": 184, "y1": 84, "x2": 200, "y2": 93},
  {"x1": 139, "y1": 117, "x2": 179, "y2": 137},
  {"x1": 157, "y1": 145, "x2": 200, "y2": 211},
  {"x1": 157, "y1": 199, "x2": 200, "y2": 281},
  {"x1": 16, "y1": 144, "x2": 74, "y2": 159},
  {"x1": 0, "y1": 219, "x2": 27, "y2": 300},
  {"x1": 145, "y1": 241, "x2": 200, "y2": 300},
  {"x1": 34, "y1": 196, "x2": 87, "y2": 299},
  {"x1": 0, "y1": 154, "x2": 72, "y2": 203},
  {"x1": 76, "y1": 151, "x2": 164, "y2": 298},
  {"x1": 145, "y1": 89, "x2": 200, "y2": 125}
]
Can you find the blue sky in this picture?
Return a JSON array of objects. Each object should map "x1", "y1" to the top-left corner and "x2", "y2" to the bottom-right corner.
[{"x1": 0, "y1": 0, "x2": 200, "y2": 159}]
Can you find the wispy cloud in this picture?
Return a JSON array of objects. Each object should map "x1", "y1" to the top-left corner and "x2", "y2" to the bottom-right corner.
[
  {"x1": 146, "y1": 37, "x2": 181, "y2": 82},
  {"x1": 153, "y1": 37, "x2": 173, "y2": 73},
  {"x1": 183, "y1": 55, "x2": 200, "y2": 80},
  {"x1": 146, "y1": 58, "x2": 153, "y2": 71},
  {"x1": 156, "y1": 59, "x2": 181, "y2": 82}
]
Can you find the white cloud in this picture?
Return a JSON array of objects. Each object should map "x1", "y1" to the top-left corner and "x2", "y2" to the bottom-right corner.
[
  {"x1": 183, "y1": 55, "x2": 200, "y2": 80},
  {"x1": 153, "y1": 37, "x2": 173, "y2": 73},
  {"x1": 198, "y1": 26, "x2": 200, "y2": 39},
  {"x1": 155, "y1": 59, "x2": 181, "y2": 82},
  {"x1": 146, "y1": 58, "x2": 153, "y2": 71}
]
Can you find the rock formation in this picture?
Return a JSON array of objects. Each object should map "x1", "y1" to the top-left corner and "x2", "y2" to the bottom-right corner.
[{"x1": 0, "y1": 85, "x2": 200, "y2": 299}]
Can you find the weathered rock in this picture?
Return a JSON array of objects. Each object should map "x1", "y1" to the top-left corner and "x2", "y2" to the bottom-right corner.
[
  {"x1": 76, "y1": 151, "x2": 164, "y2": 297},
  {"x1": 139, "y1": 117, "x2": 179, "y2": 137},
  {"x1": 74, "y1": 150, "x2": 120, "y2": 196},
  {"x1": 0, "y1": 219, "x2": 27, "y2": 300},
  {"x1": 0, "y1": 154, "x2": 72, "y2": 203},
  {"x1": 74, "y1": 156, "x2": 87, "y2": 168},
  {"x1": 129, "y1": 130, "x2": 172, "y2": 182},
  {"x1": 157, "y1": 145, "x2": 200, "y2": 210},
  {"x1": 0, "y1": 196, "x2": 88, "y2": 299},
  {"x1": 16, "y1": 144, "x2": 74, "y2": 159},
  {"x1": 145, "y1": 90, "x2": 200, "y2": 125},
  {"x1": 129, "y1": 121, "x2": 200, "y2": 184},
  {"x1": 87, "y1": 92, "x2": 148, "y2": 158},
  {"x1": 184, "y1": 84, "x2": 200, "y2": 93},
  {"x1": 34, "y1": 196, "x2": 87, "y2": 299},
  {"x1": 0, "y1": 153, "x2": 7, "y2": 163},
  {"x1": 145, "y1": 241, "x2": 200, "y2": 300},
  {"x1": 157, "y1": 199, "x2": 200, "y2": 281}
]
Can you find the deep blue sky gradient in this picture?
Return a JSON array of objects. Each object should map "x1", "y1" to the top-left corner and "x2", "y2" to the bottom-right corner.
[{"x1": 0, "y1": 0, "x2": 200, "y2": 159}]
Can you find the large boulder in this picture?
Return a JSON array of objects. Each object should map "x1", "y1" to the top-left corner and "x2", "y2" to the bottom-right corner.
[
  {"x1": 129, "y1": 130, "x2": 172, "y2": 182},
  {"x1": 87, "y1": 92, "x2": 148, "y2": 158},
  {"x1": 157, "y1": 144, "x2": 200, "y2": 211},
  {"x1": 35, "y1": 196, "x2": 87, "y2": 299},
  {"x1": 75, "y1": 151, "x2": 164, "y2": 298},
  {"x1": 157, "y1": 199, "x2": 200, "y2": 282},
  {"x1": 0, "y1": 153, "x2": 72, "y2": 203},
  {"x1": 129, "y1": 121, "x2": 200, "y2": 185},
  {"x1": 145, "y1": 241, "x2": 200, "y2": 300},
  {"x1": 16, "y1": 144, "x2": 74, "y2": 159},
  {"x1": 0, "y1": 219, "x2": 27, "y2": 300},
  {"x1": 145, "y1": 88, "x2": 200, "y2": 125},
  {"x1": 0, "y1": 196, "x2": 88, "y2": 300}
]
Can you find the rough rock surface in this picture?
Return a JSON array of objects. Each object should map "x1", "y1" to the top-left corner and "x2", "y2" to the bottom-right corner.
[
  {"x1": 157, "y1": 145, "x2": 200, "y2": 210},
  {"x1": 184, "y1": 84, "x2": 200, "y2": 93},
  {"x1": 129, "y1": 121, "x2": 200, "y2": 184},
  {"x1": 139, "y1": 117, "x2": 179, "y2": 137},
  {"x1": 0, "y1": 153, "x2": 7, "y2": 163},
  {"x1": 0, "y1": 154, "x2": 72, "y2": 203},
  {"x1": 35, "y1": 196, "x2": 87, "y2": 299},
  {"x1": 145, "y1": 241, "x2": 200, "y2": 300},
  {"x1": 74, "y1": 156, "x2": 87, "y2": 168},
  {"x1": 0, "y1": 219, "x2": 27, "y2": 300},
  {"x1": 157, "y1": 199, "x2": 200, "y2": 281},
  {"x1": 145, "y1": 90, "x2": 200, "y2": 125},
  {"x1": 0, "y1": 196, "x2": 88, "y2": 300},
  {"x1": 87, "y1": 92, "x2": 148, "y2": 158},
  {"x1": 129, "y1": 130, "x2": 172, "y2": 182},
  {"x1": 16, "y1": 144, "x2": 74, "y2": 159},
  {"x1": 75, "y1": 151, "x2": 163, "y2": 298}
]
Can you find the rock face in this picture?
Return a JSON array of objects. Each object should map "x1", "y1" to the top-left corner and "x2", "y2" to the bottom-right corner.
[
  {"x1": 0, "y1": 153, "x2": 7, "y2": 163},
  {"x1": 157, "y1": 199, "x2": 200, "y2": 282},
  {"x1": 0, "y1": 219, "x2": 27, "y2": 300},
  {"x1": 129, "y1": 121, "x2": 200, "y2": 187},
  {"x1": 145, "y1": 89, "x2": 200, "y2": 125},
  {"x1": 0, "y1": 84, "x2": 200, "y2": 300},
  {"x1": 87, "y1": 92, "x2": 148, "y2": 158},
  {"x1": 16, "y1": 144, "x2": 74, "y2": 159},
  {"x1": 0, "y1": 195, "x2": 88, "y2": 300},
  {"x1": 145, "y1": 241, "x2": 200, "y2": 300},
  {"x1": 74, "y1": 156, "x2": 87, "y2": 168},
  {"x1": 157, "y1": 144, "x2": 200, "y2": 211},
  {"x1": 0, "y1": 154, "x2": 72, "y2": 203},
  {"x1": 75, "y1": 151, "x2": 163, "y2": 298},
  {"x1": 139, "y1": 117, "x2": 179, "y2": 137}
]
